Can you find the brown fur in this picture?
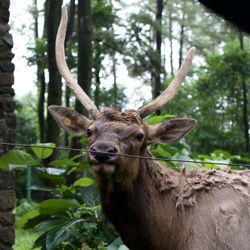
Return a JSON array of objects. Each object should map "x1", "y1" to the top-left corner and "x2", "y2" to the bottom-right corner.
[
  {"x1": 100, "y1": 148, "x2": 250, "y2": 250},
  {"x1": 97, "y1": 108, "x2": 142, "y2": 125},
  {"x1": 90, "y1": 112, "x2": 250, "y2": 250},
  {"x1": 49, "y1": 106, "x2": 250, "y2": 249}
]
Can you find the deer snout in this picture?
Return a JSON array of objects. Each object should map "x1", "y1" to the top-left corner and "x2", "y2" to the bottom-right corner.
[{"x1": 89, "y1": 143, "x2": 118, "y2": 164}]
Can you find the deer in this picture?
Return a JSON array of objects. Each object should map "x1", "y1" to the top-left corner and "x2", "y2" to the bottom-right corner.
[{"x1": 48, "y1": 6, "x2": 250, "y2": 250}]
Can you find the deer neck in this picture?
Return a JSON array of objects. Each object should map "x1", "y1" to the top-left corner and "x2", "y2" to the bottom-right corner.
[
  {"x1": 98, "y1": 148, "x2": 184, "y2": 249},
  {"x1": 98, "y1": 147, "x2": 181, "y2": 210}
]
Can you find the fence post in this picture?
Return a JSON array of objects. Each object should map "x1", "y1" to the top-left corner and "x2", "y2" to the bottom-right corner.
[{"x1": 26, "y1": 166, "x2": 32, "y2": 201}]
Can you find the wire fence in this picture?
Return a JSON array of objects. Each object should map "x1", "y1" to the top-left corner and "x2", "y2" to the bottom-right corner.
[{"x1": 0, "y1": 141, "x2": 250, "y2": 168}]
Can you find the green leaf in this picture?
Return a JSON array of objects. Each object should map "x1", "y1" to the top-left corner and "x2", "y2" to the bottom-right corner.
[
  {"x1": 39, "y1": 172, "x2": 65, "y2": 185},
  {"x1": 146, "y1": 114, "x2": 176, "y2": 125},
  {"x1": 49, "y1": 158, "x2": 77, "y2": 168},
  {"x1": 81, "y1": 186, "x2": 100, "y2": 207},
  {"x1": 83, "y1": 205, "x2": 101, "y2": 212},
  {"x1": 39, "y1": 199, "x2": 80, "y2": 214},
  {"x1": 30, "y1": 185, "x2": 55, "y2": 192},
  {"x1": 36, "y1": 216, "x2": 69, "y2": 231},
  {"x1": 231, "y1": 156, "x2": 250, "y2": 164},
  {"x1": 108, "y1": 238, "x2": 129, "y2": 250},
  {"x1": 33, "y1": 231, "x2": 47, "y2": 249},
  {"x1": 119, "y1": 246, "x2": 129, "y2": 250},
  {"x1": 45, "y1": 219, "x2": 84, "y2": 250},
  {"x1": 0, "y1": 150, "x2": 38, "y2": 170},
  {"x1": 23, "y1": 214, "x2": 51, "y2": 230},
  {"x1": 213, "y1": 149, "x2": 231, "y2": 159},
  {"x1": 31, "y1": 143, "x2": 56, "y2": 159},
  {"x1": 17, "y1": 209, "x2": 40, "y2": 229},
  {"x1": 151, "y1": 145, "x2": 172, "y2": 158},
  {"x1": 73, "y1": 177, "x2": 96, "y2": 187}
]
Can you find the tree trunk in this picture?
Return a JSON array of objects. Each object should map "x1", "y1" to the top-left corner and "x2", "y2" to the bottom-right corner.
[
  {"x1": 38, "y1": 73, "x2": 46, "y2": 142},
  {"x1": 94, "y1": 42, "x2": 102, "y2": 108},
  {"x1": 239, "y1": 31, "x2": 250, "y2": 154},
  {"x1": 34, "y1": 0, "x2": 47, "y2": 143},
  {"x1": 76, "y1": 0, "x2": 92, "y2": 114},
  {"x1": 178, "y1": 3, "x2": 186, "y2": 69},
  {"x1": 70, "y1": 0, "x2": 92, "y2": 158},
  {"x1": 33, "y1": 0, "x2": 46, "y2": 143},
  {"x1": 153, "y1": 0, "x2": 164, "y2": 115},
  {"x1": 112, "y1": 54, "x2": 118, "y2": 109},
  {"x1": 46, "y1": 0, "x2": 63, "y2": 158},
  {"x1": 169, "y1": 12, "x2": 174, "y2": 76},
  {"x1": 65, "y1": 0, "x2": 76, "y2": 43},
  {"x1": 64, "y1": 0, "x2": 76, "y2": 147},
  {"x1": 94, "y1": 66, "x2": 101, "y2": 108},
  {"x1": 68, "y1": 0, "x2": 92, "y2": 184},
  {"x1": 0, "y1": 0, "x2": 16, "y2": 248},
  {"x1": 154, "y1": 0, "x2": 163, "y2": 100}
]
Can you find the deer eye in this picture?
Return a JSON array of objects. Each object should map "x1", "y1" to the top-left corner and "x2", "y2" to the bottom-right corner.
[
  {"x1": 86, "y1": 128, "x2": 93, "y2": 137},
  {"x1": 135, "y1": 133, "x2": 144, "y2": 142}
]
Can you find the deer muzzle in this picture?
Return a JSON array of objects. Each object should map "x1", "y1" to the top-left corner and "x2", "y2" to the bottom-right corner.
[{"x1": 89, "y1": 142, "x2": 118, "y2": 164}]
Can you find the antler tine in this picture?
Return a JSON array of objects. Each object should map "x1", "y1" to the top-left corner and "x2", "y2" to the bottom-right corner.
[
  {"x1": 56, "y1": 6, "x2": 99, "y2": 119},
  {"x1": 137, "y1": 47, "x2": 196, "y2": 119}
]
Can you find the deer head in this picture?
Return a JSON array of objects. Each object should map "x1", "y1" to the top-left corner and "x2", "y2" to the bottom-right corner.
[{"x1": 49, "y1": 6, "x2": 196, "y2": 185}]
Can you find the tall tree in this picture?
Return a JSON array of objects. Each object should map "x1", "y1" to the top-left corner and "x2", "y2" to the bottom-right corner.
[
  {"x1": 77, "y1": 0, "x2": 92, "y2": 113},
  {"x1": 168, "y1": 9, "x2": 174, "y2": 76},
  {"x1": 178, "y1": 1, "x2": 186, "y2": 68},
  {"x1": 46, "y1": 0, "x2": 63, "y2": 154},
  {"x1": 238, "y1": 30, "x2": 249, "y2": 153},
  {"x1": 64, "y1": 0, "x2": 76, "y2": 109},
  {"x1": 93, "y1": 41, "x2": 102, "y2": 108},
  {"x1": 32, "y1": 0, "x2": 47, "y2": 142},
  {"x1": 70, "y1": 0, "x2": 92, "y2": 155},
  {"x1": 154, "y1": 0, "x2": 164, "y2": 104},
  {"x1": 64, "y1": 0, "x2": 76, "y2": 147}
]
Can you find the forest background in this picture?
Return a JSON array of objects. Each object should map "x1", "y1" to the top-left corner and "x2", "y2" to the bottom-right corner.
[
  {"x1": 4, "y1": 0, "x2": 250, "y2": 249},
  {"x1": 12, "y1": 0, "x2": 250, "y2": 156}
]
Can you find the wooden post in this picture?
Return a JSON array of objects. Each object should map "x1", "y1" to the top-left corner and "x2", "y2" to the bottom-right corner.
[{"x1": 0, "y1": 0, "x2": 16, "y2": 249}]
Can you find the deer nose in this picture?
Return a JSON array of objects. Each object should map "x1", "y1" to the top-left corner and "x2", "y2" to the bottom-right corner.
[{"x1": 89, "y1": 143, "x2": 118, "y2": 163}]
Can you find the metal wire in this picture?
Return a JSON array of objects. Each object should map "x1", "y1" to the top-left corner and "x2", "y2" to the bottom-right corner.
[{"x1": 0, "y1": 141, "x2": 250, "y2": 168}]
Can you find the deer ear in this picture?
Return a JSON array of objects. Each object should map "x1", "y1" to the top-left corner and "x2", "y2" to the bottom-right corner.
[
  {"x1": 48, "y1": 105, "x2": 92, "y2": 135},
  {"x1": 147, "y1": 118, "x2": 197, "y2": 144}
]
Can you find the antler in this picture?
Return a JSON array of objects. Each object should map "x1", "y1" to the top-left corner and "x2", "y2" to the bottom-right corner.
[
  {"x1": 56, "y1": 6, "x2": 99, "y2": 119},
  {"x1": 137, "y1": 47, "x2": 196, "y2": 118}
]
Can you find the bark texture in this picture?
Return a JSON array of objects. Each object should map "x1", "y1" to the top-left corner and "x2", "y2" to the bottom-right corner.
[
  {"x1": 46, "y1": 0, "x2": 63, "y2": 153},
  {"x1": 70, "y1": 0, "x2": 92, "y2": 159},
  {"x1": 0, "y1": 0, "x2": 16, "y2": 249},
  {"x1": 154, "y1": 0, "x2": 163, "y2": 100}
]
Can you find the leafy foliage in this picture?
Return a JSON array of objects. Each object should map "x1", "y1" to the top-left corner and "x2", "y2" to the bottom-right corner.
[
  {"x1": 0, "y1": 150, "x2": 38, "y2": 170},
  {"x1": 5, "y1": 144, "x2": 121, "y2": 249},
  {"x1": 14, "y1": 228, "x2": 41, "y2": 250},
  {"x1": 166, "y1": 42, "x2": 250, "y2": 156},
  {"x1": 31, "y1": 143, "x2": 56, "y2": 159}
]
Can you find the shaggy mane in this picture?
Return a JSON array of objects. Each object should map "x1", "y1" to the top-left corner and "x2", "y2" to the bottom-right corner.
[
  {"x1": 99, "y1": 108, "x2": 142, "y2": 125},
  {"x1": 141, "y1": 149, "x2": 250, "y2": 210}
]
